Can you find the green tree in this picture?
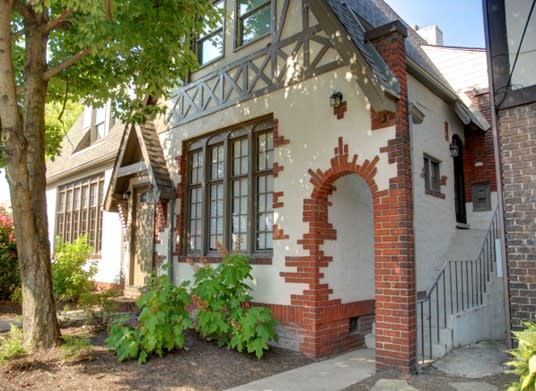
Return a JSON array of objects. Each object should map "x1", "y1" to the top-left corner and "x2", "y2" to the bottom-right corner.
[{"x1": 0, "y1": 0, "x2": 218, "y2": 351}]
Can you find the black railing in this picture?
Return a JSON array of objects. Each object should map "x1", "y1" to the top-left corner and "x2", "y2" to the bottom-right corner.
[{"x1": 416, "y1": 208, "x2": 500, "y2": 366}]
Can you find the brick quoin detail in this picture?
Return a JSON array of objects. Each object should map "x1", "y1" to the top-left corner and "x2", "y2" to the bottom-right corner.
[
  {"x1": 273, "y1": 118, "x2": 290, "y2": 147},
  {"x1": 273, "y1": 191, "x2": 284, "y2": 209},
  {"x1": 272, "y1": 162, "x2": 284, "y2": 178},
  {"x1": 333, "y1": 101, "x2": 348, "y2": 120},
  {"x1": 281, "y1": 136, "x2": 379, "y2": 358},
  {"x1": 365, "y1": 20, "x2": 416, "y2": 373},
  {"x1": 273, "y1": 224, "x2": 289, "y2": 240}
]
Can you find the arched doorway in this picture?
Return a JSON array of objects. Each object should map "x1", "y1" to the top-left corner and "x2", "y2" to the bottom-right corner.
[
  {"x1": 323, "y1": 174, "x2": 374, "y2": 302},
  {"x1": 452, "y1": 135, "x2": 467, "y2": 225}
]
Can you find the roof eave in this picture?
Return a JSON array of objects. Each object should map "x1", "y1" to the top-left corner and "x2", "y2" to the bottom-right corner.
[
  {"x1": 306, "y1": 0, "x2": 398, "y2": 112},
  {"x1": 407, "y1": 58, "x2": 488, "y2": 131}
]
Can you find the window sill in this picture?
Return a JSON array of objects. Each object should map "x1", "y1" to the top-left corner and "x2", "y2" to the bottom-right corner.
[
  {"x1": 234, "y1": 32, "x2": 271, "y2": 53},
  {"x1": 196, "y1": 54, "x2": 225, "y2": 70},
  {"x1": 425, "y1": 189, "x2": 446, "y2": 199},
  {"x1": 179, "y1": 255, "x2": 272, "y2": 265}
]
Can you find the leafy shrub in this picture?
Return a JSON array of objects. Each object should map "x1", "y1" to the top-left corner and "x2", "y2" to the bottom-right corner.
[
  {"x1": 0, "y1": 324, "x2": 27, "y2": 364},
  {"x1": 507, "y1": 320, "x2": 536, "y2": 390},
  {"x1": 190, "y1": 250, "x2": 278, "y2": 359},
  {"x1": 0, "y1": 212, "x2": 19, "y2": 301},
  {"x1": 106, "y1": 274, "x2": 192, "y2": 364},
  {"x1": 52, "y1": 236, "x2": 97, "y2": 302},
  {"x1": 80, "y1": 289, "x2": 121, "y2": 330}
]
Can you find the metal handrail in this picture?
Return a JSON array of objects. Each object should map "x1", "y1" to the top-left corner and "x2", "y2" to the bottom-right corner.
[{"x1": 416, "y1": 208, "x2": 500, "y2": 366}]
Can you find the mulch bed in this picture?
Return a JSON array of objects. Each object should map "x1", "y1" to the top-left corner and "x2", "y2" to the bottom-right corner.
[{"x1": 0, "y1": 301, "x2": 313, "y2": 391}]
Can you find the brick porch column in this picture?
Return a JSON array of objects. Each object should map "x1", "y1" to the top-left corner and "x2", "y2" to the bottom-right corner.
[{"x1": 365, "y1": 21, "x2": 417, "y2": 373}]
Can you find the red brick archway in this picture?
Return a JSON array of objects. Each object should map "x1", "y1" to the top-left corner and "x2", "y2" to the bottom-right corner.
[
  {"x1": 281, "y1": 137, "x2": 380, "y2": 357},
  {"x1": 281, "y1": 136, "x2": 416, "y2": 372}
]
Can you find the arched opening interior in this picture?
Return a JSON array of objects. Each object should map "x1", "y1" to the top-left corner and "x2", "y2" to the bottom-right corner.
[
  {"x1": 452, "y1": 134, "x2": 467, "y2": 225},
  {"x1": 323, "y1": 174, "x2": 375, "y2": 302}
]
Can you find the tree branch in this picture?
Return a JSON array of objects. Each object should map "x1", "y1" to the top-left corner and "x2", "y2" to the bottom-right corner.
[
  {"x1": 43, "y1": 47, "x2": 92, "y2": 81},
  {"x1": 42, "y1": 8, "x2": 73, "y2": 34},
  {"x1": 13, "y1": 0, "x2": 34, "y2": 22}
]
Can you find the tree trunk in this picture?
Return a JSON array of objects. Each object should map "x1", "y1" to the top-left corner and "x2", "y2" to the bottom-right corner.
[{"x1": 0, "y1": 1, "x2": 60, "y2": 350}]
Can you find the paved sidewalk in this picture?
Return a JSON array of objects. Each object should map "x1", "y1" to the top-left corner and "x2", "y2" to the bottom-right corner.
[
  {"x1": 225, "y1": 340, "x2": 508, "y2": 391},
  {"x1": 225, "y1": 349, "x2": 375, "y2": 391}
]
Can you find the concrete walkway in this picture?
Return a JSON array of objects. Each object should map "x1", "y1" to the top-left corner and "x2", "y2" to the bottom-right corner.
[
  {"x1": 225, "y1": 349, "x2": 376, "y2": 391},
  {"x1": 224, "y1": 340, "x2": 508, "y2": 391}
]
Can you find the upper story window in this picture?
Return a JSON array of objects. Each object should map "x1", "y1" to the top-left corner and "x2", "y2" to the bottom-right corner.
[
  {"x1": 424, "y1": 154, "x2": 441, "y2": 193},
  {"x1": 55, "y1": 173, "x2": 105, "y2": 253},
  {"x1": 197, "y1": 0, "x2": 225, "y2": 65},
  {"x1": 185, "y1": 118, "x2": 273, "y2": 255},
  {"x1": 94, "y1": 106, "x2": 107, "y2": 141},
  {"x1": 76, "y1": 104, "x2": 114, "y2": 152},
  {"x1": 237, "y1": 0, "x2": 272, "y2": 47}
]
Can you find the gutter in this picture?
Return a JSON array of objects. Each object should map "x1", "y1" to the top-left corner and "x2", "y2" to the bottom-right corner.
[
  {"x1": 167, "y1": 198, "x2": 175, "y2": 283},
  {"x1": 46, "y1": 154, "x2": 116, "y2": 186},
  {"x1": 483, "y1": 0, "x2": 512, "y2": 349}
]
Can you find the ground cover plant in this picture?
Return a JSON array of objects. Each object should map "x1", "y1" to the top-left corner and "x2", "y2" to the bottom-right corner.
[
  {"x1": 506, "y1": 320, "x2": 536, "y2": 390},
  {"x1": 106, "y1": 247, "x2": 278, "y2": 363},
  {"x1": 106, "y1": 275, "x2": 193, "y2": 364},
  {"x1": 190, "y1": 249, "x2": 278, "y2": 359}
]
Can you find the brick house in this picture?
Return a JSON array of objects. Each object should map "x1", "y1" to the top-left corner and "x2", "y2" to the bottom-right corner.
[
  {"x1": 47, "y1": 0, "x2": 504, "y2": 372},
  {"x1": 484, "y1": 0, "x2": 536, "y2": 338}
]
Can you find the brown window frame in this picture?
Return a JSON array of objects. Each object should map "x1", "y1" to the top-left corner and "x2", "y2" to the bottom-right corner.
[
  {"x1": 236, "y1": 0, "x2": 272, "y2": 48},
  {"x1": 184, "y1": 117, "x2": 274, "y2": 256},
  {"x1": 55, "y1": 173, "x2": 105, "y2": 253},
  {"x1": 424, "y1": 154, "x2": 441, "y2": 193},
  {"x1": 196, "y1": 0, "x2": 225, "y2": 66}
]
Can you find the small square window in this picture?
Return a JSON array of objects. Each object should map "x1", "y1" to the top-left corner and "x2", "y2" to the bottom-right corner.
[
  {"x1": 197, "y1": 0, "x2": 225, "y2": 65},
  {"x1": 237, "y1": 0, "x2": 271, "y2": 47},
  {"x1": 424, "y1": 155, "x2": 441, "y2": 193}
]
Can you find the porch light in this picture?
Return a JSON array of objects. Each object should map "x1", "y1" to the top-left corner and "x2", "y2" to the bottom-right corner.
[
  {"x1": 330, "y1": 91, "x2": 343, "y2": 108},
  {"x1": 449, "y1": 142, "x2": 459, "y2": 158}
]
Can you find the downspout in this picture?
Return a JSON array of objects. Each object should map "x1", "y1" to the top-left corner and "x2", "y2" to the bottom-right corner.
[
  {"x1": 483, "y1": 0, "x2": 512, "y2": 348},
  {"x1": 167, "y1": 198, "x2": 175, "y2": 283}
]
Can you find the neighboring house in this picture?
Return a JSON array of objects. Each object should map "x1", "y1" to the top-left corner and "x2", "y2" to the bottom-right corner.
[
  {"x1": 49, "y1": 0, "x2": 505, "y2": 373},
  {"x1": 484, "y1": 0, "x2": 536, "y2": 337},
  {"x1": 46, "y1": 103, "x2": 124, "y2": 289}
]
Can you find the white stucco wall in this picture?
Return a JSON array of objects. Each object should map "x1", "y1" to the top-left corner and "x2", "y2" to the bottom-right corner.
[
  {"x1": 46, "y1": 166, "x2": 122, "y2": 284},
  {"x1": 164, "y1": 66, "x2": 397, "y2": 305},
  {"x1": 408, "y1": 74, "x2": 465, "y2": 291},
  {"x1": 323, "y1": 175, "x2": 374, "y2": 303}
]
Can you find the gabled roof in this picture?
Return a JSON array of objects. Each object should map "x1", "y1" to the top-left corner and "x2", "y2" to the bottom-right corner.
[
  {"x1": 105, "y1": 121, "x2": 174, "y2": 212},
  {"x1": 318, "y1": 0, "x2": 488, "y2": 131},
  {"x1": 306, "y1": 0, "x2": 399, "y2": 111},
  {"x1": 340, "y1": 0, "x2": 453, "y2": 92},
  {"x1": 46, "y1": 116, "x2": 124, "y2": 185}
]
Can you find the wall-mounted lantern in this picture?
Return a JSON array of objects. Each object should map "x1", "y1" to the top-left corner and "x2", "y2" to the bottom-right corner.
[
  {"x1": 330, "y1": 91, "x2": 343, "y2": 108},
  {"x1": 449, "y1": 142, "x2": 459, "y2": 158}
]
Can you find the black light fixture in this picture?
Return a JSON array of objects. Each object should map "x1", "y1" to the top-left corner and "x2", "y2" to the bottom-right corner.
[
  {"x1": 449, "y1": 142, "x2": 459, "y2": 157},
  {"x1": 330, "y1": 91, "x2": 343, "y2": 108}
]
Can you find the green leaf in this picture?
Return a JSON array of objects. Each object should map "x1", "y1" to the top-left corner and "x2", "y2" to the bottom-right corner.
[{"x1": 529, "y1": 355, "x2": 536, "y2": 375}]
